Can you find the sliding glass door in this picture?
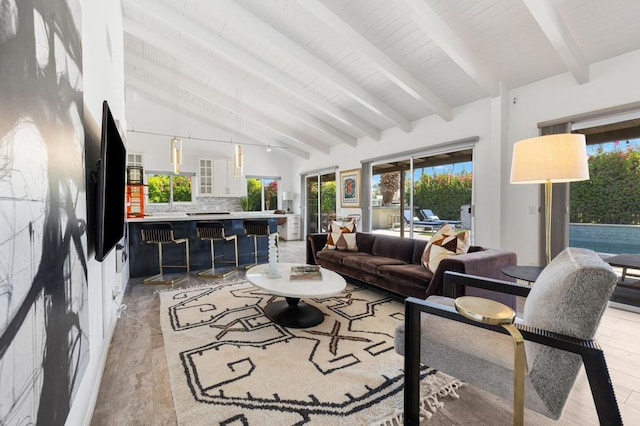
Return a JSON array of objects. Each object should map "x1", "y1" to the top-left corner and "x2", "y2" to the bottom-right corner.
[
  {"x1": 305, "y1": 172, "x2": 336, "y2": 235},
  {"x1": 371, "y1": 149, "x2": 473, "y2": 240}
]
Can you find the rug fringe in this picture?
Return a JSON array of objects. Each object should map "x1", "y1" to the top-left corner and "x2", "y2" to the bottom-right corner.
[{"x1": 369, "y1": 376, "x2": 466, "y2": 426}]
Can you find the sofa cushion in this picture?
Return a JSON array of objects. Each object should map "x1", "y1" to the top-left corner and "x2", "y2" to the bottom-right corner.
[
  {"x1": 356, "y1": 232, "x2": 376, "y2": 254},
  {"x1": 372, "y1": 234, "x2": 415, "y2": 262},
  {"x1": 377, "y1": 263, "x2": 433, "y2": 284},
  {"x1": 421, "y1": 224, "x2": 470, "y2": 272},
  {"x1": 317, "y1": 249, "x2": 369, "y2": 265},
  {"x1": 343, "y1": 255, "x2": 406, "y2": 275},
  {"x1": 412, "y1": 239, "x2": 429, "y2": 264}
]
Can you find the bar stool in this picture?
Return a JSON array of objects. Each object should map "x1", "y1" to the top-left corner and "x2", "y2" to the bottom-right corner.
[
  {"x1": 140, "y1": 222, "x2": 190, "y2": 284},
  {"x1": 196, "y1": 221, "x2": 238, "y2": 278},
  {"x1": 243, "y1": 219, "x2": 273, "y2": 268}
]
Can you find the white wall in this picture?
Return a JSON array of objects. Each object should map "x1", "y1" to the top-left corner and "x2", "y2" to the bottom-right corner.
[{"x1": 67, "y1": 1, "x2": 126, "y2": 425}]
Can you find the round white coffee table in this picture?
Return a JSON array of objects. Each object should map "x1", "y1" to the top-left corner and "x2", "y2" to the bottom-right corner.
[{"x1": 246, "y1": 262, "x2": 346, "y2": 328}]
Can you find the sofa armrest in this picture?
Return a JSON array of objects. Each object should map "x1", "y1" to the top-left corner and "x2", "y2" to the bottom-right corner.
[
  {"x1": 306, "y1": 233, "x2": 328, "y2": 265},
  {"x1": 425, "y1": 248, "x2": 517, "y2": 298}
]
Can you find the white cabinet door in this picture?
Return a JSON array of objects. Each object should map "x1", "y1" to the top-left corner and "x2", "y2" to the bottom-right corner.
[
  {"x1": 226, "y1": 161, "x2": 243, "y2": 196},
  {"x1": 212, "y1": 158, "x2": 228, "y2": 196},
  {"x1": 208, "y1": 159, "x2": 244, "y2": 197}
]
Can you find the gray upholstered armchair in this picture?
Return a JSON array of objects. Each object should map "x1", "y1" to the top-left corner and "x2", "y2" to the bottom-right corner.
[{"x1": 395, "y1": 247, "x2": 622, "y2": 425}]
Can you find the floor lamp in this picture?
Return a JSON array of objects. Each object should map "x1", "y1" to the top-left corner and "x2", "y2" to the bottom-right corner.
[{"x1": 510, "y1": 134, "x2": 589, "y2": 265}]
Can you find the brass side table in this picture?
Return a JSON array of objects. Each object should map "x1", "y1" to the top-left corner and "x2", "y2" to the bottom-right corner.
[{"x1": 455, "y1": 296, "x2": 526, "y2": 426}]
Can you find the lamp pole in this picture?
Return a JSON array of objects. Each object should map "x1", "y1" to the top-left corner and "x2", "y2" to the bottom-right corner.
[{"x1": 544, "y1": 180, "x2": 552, "y2": 265}]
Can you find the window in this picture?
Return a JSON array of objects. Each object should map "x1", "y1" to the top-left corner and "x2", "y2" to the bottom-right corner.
[
  {"x1": 569, "y1": 137, "x2": 640, "y2": 255},
  {"x1": 246, "y1": 176, "x2": 279, "y2": 211},
  {"x1": 147, "y1": 172, "x2": 193, "y2": 204}
]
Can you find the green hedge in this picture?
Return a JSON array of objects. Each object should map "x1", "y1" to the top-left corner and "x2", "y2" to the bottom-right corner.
[
  {"x1": 392, "y1": 146, "x2": 639, "y2": 225},
  {"x1": 570, "y1": 146, "x2": 640, "y2": 224},
  {"x1": 407, "y1": 172, "x2": 472, "y2": 220}
]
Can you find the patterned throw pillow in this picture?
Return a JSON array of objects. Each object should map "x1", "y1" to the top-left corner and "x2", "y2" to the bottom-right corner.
[
  {"x1": 329, "y1": 219, "x2": 356, "y2": 233},
  {"x1": 421, "y1": 223, "x2": 470, "y2": 272},
  {"x1": 326, "y1": 232, "x2": 357, "y2": 251},
  {"x1": 325, "y1": 218, "x2": 357, "y2": 251}
]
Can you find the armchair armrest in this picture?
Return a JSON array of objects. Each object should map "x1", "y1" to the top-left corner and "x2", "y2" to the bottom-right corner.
[
  {"x1": 402, "y1": 295, "x2": 622, "y2": 426},
  {"x1": 443, "y1": 271, "x2": 531, "y2": 298}
]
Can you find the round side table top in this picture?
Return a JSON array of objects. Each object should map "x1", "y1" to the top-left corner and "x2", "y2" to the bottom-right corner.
[{"x1": 455, "y1": 296, "x2": 516, "y2": 326}]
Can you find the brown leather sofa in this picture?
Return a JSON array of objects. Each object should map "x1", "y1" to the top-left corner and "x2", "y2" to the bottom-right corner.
[{"x1": 307, "y1": 232, "x2": 518, "y2": 307}]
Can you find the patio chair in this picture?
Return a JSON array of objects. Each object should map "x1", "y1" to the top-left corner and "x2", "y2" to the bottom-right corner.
[
  {"x1": 419, "y1": 208, "x2": 462, "y2": 227},
  {"x1": 396, "y1": 247, "x2": 621, "y2": 425},
  {"x1": 402, "y1": 210, "x2": 436, "y2": 229}
]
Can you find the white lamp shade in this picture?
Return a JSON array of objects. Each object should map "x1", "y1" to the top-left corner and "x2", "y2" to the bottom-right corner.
[
  {"x1": 510, "y1": 134, "x2": 589, "y2": 184},
  {"x1": 282, "y1": 191, "x2": 294, "y2": 201}
]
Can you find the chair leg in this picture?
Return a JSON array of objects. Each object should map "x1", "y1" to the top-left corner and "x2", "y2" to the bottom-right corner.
[
  {"x1": 198, "y1": 239, "x2": 237, "y2": 278},
  {"x1": 404, "y1": 301, "x2": 421, "y2": 426},
  {"x1": 185, "y1": 240, "x2": 190, "y2": 273},
  {"x1": 233, "y1": 237, "x2": 238, "y2": 268},
  {"x1": 144, "y1": 243, "x2": 179, "y2": 285},
  {"x1": 582, "y1": 348, "x2": 623, "y2": 425},
  {"x1": 143, "y1": 240, "x2": 190, "y2": 285}
]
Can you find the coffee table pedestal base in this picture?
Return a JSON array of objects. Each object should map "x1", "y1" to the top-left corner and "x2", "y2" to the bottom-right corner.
[{"x1": 264, "y1": 297, "x2": 324, "y2": 328}]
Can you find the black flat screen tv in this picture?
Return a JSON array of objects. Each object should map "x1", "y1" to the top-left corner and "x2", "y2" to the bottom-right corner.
[{"x1": 95, "y1": 100, "x2": 126, "y2": 262}]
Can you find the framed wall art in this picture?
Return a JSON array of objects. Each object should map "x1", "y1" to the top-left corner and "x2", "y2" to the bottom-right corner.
[{"x1": 340, "y1": 168, "x2": 361, "y2": 208}]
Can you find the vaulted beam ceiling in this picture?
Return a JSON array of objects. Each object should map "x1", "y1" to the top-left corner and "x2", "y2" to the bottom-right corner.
[
  {"x1": 127, "y1": 53, "x2": 332, "y2": 155},
  {"x1": 122, "y1": 0, "x2": 640, "y2": 156},
  {"x1": 404, "y1": 0, "x2": 499, "y2": 96},
  {"x1": 220, "y1": 0, "x2": 412, "y2": 132},
  {"x1": 297, "y1": 0, "x2": 452, "y2": 121},
  {"x1": 125, "y1": 0, "x2": 375, "y2": 143},
  {"x1": 127, "y1": 76, "x2": 311, "y2": 159}
]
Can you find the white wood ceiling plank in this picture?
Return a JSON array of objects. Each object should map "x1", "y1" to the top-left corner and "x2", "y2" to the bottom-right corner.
[
  {"x1": 296, "y1": 0, "x2": 452, "y2": 121},
  {"x1": 523, "y1": 0, "x2": 589, "y2": 84},
  {"x1": 217, "y1": 0, "x2": 411, "y2": 132},
  {"x1": 403, "y1": 0, "x2": 499, "y2": 96},
  {"x1": 123, "y1": 19, "x2": 358, "y2": 146},
  {"x1": 126, "y1": 53, "x2": 332, "y2": 155},
  {"x1": 553, "y1": 0, "x2": 640, "y2": 64},
  {"x1": 124, "y1": 0, "x2": 377, "y2": 142},
  {"x1": 126, "y1": 76, "x2": 311, "y2": 160}
]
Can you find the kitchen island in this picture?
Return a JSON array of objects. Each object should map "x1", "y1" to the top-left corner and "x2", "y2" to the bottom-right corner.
[{"x1": 127, "y1": 212, "x2": 286, "y2": 278}]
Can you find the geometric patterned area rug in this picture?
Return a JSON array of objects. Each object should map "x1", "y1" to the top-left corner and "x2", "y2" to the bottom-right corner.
[{"x1": 159, "y1": 280, "x2": 464, "y2": 425}]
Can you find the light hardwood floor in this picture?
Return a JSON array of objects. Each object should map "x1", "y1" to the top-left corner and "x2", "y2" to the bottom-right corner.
[{"x1": 91, "y1": 240, "x2": 640, "y2": 425}]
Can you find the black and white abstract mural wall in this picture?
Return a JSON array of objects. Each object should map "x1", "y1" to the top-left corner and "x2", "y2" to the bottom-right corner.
[{"x1": 0, "y1": 0, "x2": 89, "y2": 425}]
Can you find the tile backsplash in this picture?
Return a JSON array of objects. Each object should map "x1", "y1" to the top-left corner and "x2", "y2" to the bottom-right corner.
[{"x1": 145, "y1": 197, "x2": 243, "y2": 214}]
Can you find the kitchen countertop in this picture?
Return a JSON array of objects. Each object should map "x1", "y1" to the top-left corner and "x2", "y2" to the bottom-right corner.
[{"x1": 126, "y1": 212, "x2": 287, "y2": 223}]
